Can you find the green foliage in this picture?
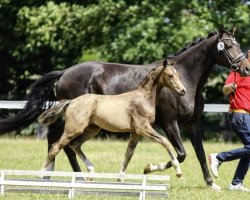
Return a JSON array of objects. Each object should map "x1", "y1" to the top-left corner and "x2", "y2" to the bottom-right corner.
[
  {"x1": 1, "y1": 0, "x2": 250, "y2": 98},
  {"x1": 1, "y1": 1, "x2": 250, "y2": 137}
]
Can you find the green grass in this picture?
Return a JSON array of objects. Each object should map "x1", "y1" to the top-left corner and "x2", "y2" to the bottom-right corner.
[{"x1": 0, "y1": 137, "x2": 249, "y2": 199}]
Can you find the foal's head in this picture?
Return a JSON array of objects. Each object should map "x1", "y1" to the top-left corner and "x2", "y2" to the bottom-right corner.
[{"x1": 160, "y1": 60, "x2": 186, "y2": 96}]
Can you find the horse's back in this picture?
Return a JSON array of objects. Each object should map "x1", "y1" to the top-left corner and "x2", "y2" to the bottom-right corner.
[{"x1": 56, "y1": 61, "x2": 161, "y2": 100}]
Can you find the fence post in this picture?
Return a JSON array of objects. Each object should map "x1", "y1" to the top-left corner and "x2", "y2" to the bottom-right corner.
[
  {"x1": 0, "y1": 170, "x2": 4, "y2": 196},
  {"x1": 139, "y1": 175, "x2": 147, "y2": 200},
  {"x1": 68, "y1": 173, "x2": 76, "y2": 199}
]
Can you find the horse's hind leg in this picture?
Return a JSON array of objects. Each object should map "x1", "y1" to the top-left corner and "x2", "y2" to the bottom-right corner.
[
  {"x1": 135, "y1": 122, "x2": 182, "y2": 178},
  {"x1": 118, "y1": 132, "x2": 141, "y2": 181},
  {"x1": 64, "y1": 146, "x2": 81, "y2": 172}
]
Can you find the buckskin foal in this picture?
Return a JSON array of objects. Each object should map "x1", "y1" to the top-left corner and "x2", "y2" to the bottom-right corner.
[{"x1": 38, "y1": 61, "x2": 186, "y2": 178}]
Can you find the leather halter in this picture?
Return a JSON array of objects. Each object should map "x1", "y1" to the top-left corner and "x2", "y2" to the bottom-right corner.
[{"x1": 218, "y1": 37, "x2": 246, "y2": 72}]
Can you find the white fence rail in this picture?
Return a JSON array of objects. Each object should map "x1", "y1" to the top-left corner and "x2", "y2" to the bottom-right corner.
[
  {"x1": 0, "y1": 100, "x2": 229, "y2": 112},
  {"x1": 0, "y1": 170, "x2": 169, "y2": 199}
]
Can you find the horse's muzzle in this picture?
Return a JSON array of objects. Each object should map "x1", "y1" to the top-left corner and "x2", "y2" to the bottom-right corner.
[{"x1": 240, "y1": 65, "x2": 250, "y2": 77}]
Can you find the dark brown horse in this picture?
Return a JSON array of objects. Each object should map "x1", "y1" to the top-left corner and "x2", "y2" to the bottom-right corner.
[{"x1": 0, "y1": 27, "x2": 250, "y2": 190}]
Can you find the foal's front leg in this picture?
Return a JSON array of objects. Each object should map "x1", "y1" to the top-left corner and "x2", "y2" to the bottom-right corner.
[
  {"x1": 136, "y1": 123, "x2": 182, "y2": 178},
  {"x1": 118, "y1": 132, "x2": 141, "y2": 181}
]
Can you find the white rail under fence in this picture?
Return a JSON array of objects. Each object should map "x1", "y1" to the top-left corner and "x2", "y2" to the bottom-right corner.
[
  {"x1": 0, "y1": 100, "x2": 230, "y2": 112},
  {"x1": 0, "y1": 170, "x2": 169, "y2": 199}
]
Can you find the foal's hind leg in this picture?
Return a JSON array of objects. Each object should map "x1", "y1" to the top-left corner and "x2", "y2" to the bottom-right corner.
[
  {"x1": 134, "y1": 122, "x2": 182, "y2": 178},
  {"x1": 69, "y1": 125, "x2": 101, "y2": 174},
  {"x1": 118, "y1": 132, "x2": 141, "y2": 182},
  {"x1": 42, "y1": 132, "x2": 73, "y2": 171}
]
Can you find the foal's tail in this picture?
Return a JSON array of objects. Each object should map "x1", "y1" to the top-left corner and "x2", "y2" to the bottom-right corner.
[
  {"x1": 38, "y1": 100, "x2": 70, "y2": 126},
  {"x1": 0, "y1": 70, "x2": 65, "y2": 134}
]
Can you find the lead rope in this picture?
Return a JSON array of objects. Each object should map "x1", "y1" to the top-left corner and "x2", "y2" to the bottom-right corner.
[
  {"x1": 231, "y1": 71, "x2": 237, "y2": 97},
  {"x1": 227, "y1": 71, "x2": 237, "y2": 101}
]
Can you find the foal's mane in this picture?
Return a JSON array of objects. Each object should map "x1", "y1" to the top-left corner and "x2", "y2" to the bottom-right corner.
[{"x1": 138, "y1": 64, "x2": 165, "y2": 89}]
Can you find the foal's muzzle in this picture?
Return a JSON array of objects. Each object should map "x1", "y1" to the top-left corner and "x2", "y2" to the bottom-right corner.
[{"x1": 178, "y1": 88, "x2": 186, "y2": 96}]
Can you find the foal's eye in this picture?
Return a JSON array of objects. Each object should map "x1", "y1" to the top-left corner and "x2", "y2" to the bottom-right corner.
[{"x1": 168, "y1": 74, "x2": 173, "y2": 78}]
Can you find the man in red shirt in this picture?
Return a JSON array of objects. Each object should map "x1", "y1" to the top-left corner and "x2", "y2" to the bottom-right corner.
[{"x1": 209, "y1": 68, "x2": 250, "y2": 192}]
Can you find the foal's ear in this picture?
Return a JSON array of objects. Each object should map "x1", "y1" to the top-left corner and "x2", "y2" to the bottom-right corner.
[
  {"x1": 230, "y1": 25, "x2": 236, "y2": 36},
  {"x1": 163, "y1": 59, "x2": 168, "y2": 68}
]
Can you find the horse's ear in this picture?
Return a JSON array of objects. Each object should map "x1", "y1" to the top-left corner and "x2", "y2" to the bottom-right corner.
[
  {"x1": 230, "y1": 25, "x2": 236, "y2": 36},
  {"x1": 218, "y1": 25, "x2": 225, "y2": 37}
]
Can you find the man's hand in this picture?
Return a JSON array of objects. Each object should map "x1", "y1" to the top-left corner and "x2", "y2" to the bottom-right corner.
[{"x1": 223, "y1": 83, "x2": 237, "y2": 95}]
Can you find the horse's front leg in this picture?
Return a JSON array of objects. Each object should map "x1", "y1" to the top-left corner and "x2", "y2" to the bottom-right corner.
[
  {"x1": 118, "y1": 132, "x2": 141, "y2": 182},
  {"x1": 185, "y1": 123, "x2": 221, "y2": 191},
  {"x1": 135, "y1": 123, "x2": 182, "y2": 178}
]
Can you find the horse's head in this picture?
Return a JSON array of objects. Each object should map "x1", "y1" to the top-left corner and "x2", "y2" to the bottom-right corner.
[
  {"x1": 160, "y1": 60, "x2": 186, "y2": 96},
  {"x1": 216, "y1": 26, "x2": 250, "y2": 76}
]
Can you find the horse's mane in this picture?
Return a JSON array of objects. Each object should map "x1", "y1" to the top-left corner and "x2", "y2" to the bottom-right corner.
[{"x1": 168, "y1": 31, "x2": 218, "y2": 58}]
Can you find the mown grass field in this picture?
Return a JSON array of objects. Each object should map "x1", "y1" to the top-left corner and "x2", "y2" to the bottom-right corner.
[{"x1": 0, "y1": 137, "x2": 249, "y2": 200}]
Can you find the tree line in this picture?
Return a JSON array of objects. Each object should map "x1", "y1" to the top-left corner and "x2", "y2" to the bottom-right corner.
[{"x1": 0, "y1": 0, "x2": 250, "y2": 139}]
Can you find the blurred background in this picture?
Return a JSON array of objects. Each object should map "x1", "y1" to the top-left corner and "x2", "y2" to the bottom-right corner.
[{"x1": 1, "y1": 0, "x2": 250, "y2": 141}]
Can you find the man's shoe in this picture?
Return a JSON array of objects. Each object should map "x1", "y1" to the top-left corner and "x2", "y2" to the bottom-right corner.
[
  {"x1": 208, "y1": 153, "x2": 221, "y2": 178},
  {"x1": 229, "y1": 183, "x2": 250, "y2": 192}
]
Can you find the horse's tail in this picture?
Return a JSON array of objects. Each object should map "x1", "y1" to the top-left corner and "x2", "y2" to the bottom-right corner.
[
  {"x1": 0, "y1": 70, "x2": 65, "y2": 134},
  {"x1": 38, "y1": 100, "x2": 70, "y2": 126}
]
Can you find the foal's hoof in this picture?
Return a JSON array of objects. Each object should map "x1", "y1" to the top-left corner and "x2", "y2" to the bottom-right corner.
[
  {"x1": 85, "y1": 166, "x2": 95, "y2": 181},
  {"x1": 176, "y1": 172, "x2": 183, "y2": 179},
  {"x1": 117, "y1": 172, "x2": 125, "y2": 182},
  {"x1": 144, "y1": 163, "x2": 154, "y2": 174},
  {"x1": 76, "y1": 176, "x2": 87, "y2": 182},
  {"x1": 38, "y1": 168, "x2": 50, "y2": 179},
  {"x1": 39, "y1": 176, "x2": 51, "y2": 180}
]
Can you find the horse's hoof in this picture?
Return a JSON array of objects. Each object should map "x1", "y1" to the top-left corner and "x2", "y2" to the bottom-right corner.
[
  {"x1": 144, "y1": 163, "x2": 154, "y2": 174},
  {"x1": 209, "y1": 182, "x2": 221, "y2": 192}
]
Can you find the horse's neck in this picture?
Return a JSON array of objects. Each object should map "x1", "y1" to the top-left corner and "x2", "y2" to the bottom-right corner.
[{"x1": 178, "y1": 35, "x2": 217, "y2": 91}]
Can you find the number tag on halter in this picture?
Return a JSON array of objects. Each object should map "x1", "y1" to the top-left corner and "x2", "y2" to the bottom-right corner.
[{"x1": 217, "y1": 42, "x2": 224, "y2": 51}]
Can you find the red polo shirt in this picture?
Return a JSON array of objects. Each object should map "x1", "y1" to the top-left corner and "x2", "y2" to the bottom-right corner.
[{"x1": 225, "y1": 71, "x2": 250, "y2": 111}]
